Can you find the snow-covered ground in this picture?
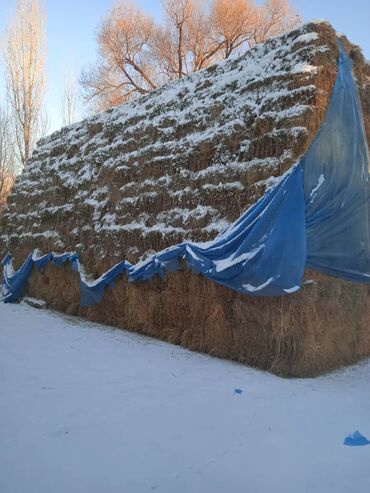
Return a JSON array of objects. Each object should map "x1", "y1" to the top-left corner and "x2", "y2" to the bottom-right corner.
[{"x1": 1, "y1": 302, "x2": 370, "y2": 493}]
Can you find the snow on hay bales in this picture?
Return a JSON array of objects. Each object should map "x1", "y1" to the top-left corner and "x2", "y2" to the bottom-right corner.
[
  {"x1": 1, "y1": 22, "x2": 344, "y2": 269},
  {"x1": 1, "y1": 22, "x2": 370, "y2": 377}
]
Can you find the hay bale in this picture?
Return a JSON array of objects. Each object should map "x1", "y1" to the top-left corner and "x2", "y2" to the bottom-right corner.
[
  {"x1": 1, "y1": 21, "x2": 369, "y2": 376},
  {"x1": 24, "y1": 265, "x2": 370, "y2": 377}
]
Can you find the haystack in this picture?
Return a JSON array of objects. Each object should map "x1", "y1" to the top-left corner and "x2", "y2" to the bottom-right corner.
[{"x1": 1, "y1": 21, "x2": 369, "y2": 376}]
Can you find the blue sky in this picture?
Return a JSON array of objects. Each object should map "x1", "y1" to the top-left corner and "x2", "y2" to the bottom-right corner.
[{"x1": 0, "y1": 0, "x2": 369, "y2": 133}]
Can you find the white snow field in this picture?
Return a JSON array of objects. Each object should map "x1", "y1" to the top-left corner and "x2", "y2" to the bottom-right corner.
[{"x1": 1, "y1": 302, "x2": 370, "y2": 493}]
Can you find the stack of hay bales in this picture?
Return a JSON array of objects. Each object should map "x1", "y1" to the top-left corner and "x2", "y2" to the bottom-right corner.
[{"x1": 1, "y1": 21, "x2": 369, "y2": 376}]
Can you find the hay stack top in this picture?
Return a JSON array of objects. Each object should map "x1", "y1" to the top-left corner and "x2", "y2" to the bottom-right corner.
[{"x1": 2, "y1": 21, "x2": 370, "y2": 272}]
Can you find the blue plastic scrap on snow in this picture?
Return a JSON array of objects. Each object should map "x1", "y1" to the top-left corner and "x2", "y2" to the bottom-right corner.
[
  {"x1": 344, "y1": 431, "x2": 370, "y2": 446},
  {"x1": 1, "y1": 42, "x2": 370, "y2": 307}
]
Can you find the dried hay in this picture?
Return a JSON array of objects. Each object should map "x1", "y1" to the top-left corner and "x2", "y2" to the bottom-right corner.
[
  {"x1": 2, "y1": 22, "x2": 370, "y2": 377},
  {"x1": 26, "y1": 264, "x2": 370, "y2": 378}
]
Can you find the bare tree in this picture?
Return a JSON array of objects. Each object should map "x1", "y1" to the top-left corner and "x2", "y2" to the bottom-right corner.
[
  {"x1": 161, "y1": 0, "x2": 195, "y2": 78},
  {"x1": 60, "y1": 73, "x2": 79, "y2": 127},
  {"x1": 80, "y1": 3, "x2": 160, "y2": 112},
  {"x1": 38, "y1": 106, "x2": 50, "y2": 139},
  {"x1": 157, "y1": 0, "x2": 219, "y2": 74},
  {"x1": 4, "y1": 0, "x2": 47, "y2": 166},
  {"x1": 252, "y1": 0, "x2": 300, "y2": 45},
  {"x1": 0, "y1": 107, "x2": 16, "y2": 207},
  {"x1": 81, "y1": 0, "x2": 301, "y2": 111},
  {"x1": 211, "y1": 0, "x2": 257, "y2": 59},
  {"x1": 183, "y1": 1, "x2": 220, "y2": 71}
]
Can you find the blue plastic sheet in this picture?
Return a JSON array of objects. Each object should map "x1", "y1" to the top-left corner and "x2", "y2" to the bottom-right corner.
[
  {"x1": 304, "y1": 43, "x2": 370, "y2": 282},
  {"x1": 1, "y1": 252, "x2": 51, "y2": 303},
  {"x1": 344, "y1": 431, "x2": 370, "y2": 446},
  {"x1": 1, "y1": 42, "x2": 370, "y2": 307}
]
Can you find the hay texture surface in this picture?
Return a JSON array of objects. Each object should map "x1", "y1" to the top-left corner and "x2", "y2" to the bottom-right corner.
[
  {"x1": 0, "y1": 22, "x2": 345, "y2": 268},
  {"x1": 1, "y1": 22, "x2": 370, "y2": 376}
]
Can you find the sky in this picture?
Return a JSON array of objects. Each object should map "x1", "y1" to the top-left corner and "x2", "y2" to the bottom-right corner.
[{"x1": 0, "y1": 0, "x2": 369, "y2": 133}]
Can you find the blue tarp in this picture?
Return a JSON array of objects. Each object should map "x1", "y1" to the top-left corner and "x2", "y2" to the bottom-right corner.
[
  {"x1": 344, "y1": 431, "x2": 370, "y2": 446},
  {"x1": 304, "y1": 43, "x2": 370, "y2": 282},
  {"x1": 1, "y1": 42, "x2": 370, "y2": 307}
]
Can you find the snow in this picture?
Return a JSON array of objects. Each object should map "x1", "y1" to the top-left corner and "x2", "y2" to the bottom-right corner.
[
  {"x1": 283, "y1": 285, "x2": 301, "y2": 294},
  {"x1": 1, "y1": 302, "x2": 370, "y2": 493},
  {"x1": 214, "y1": 245, "x2": 264, "y2": 273},
  {"x1": 309, "y1": 173, "x2": 326, "y2": 202},
  {"x1": 23, "y1": 297, "x2": 48, "y2": 309},
  {"x1": 291, "y1": 63, "x2": 318, "y2": 75},
  {"x1": 293, "y1": 32, "x2": 319, "y2": 44}
]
